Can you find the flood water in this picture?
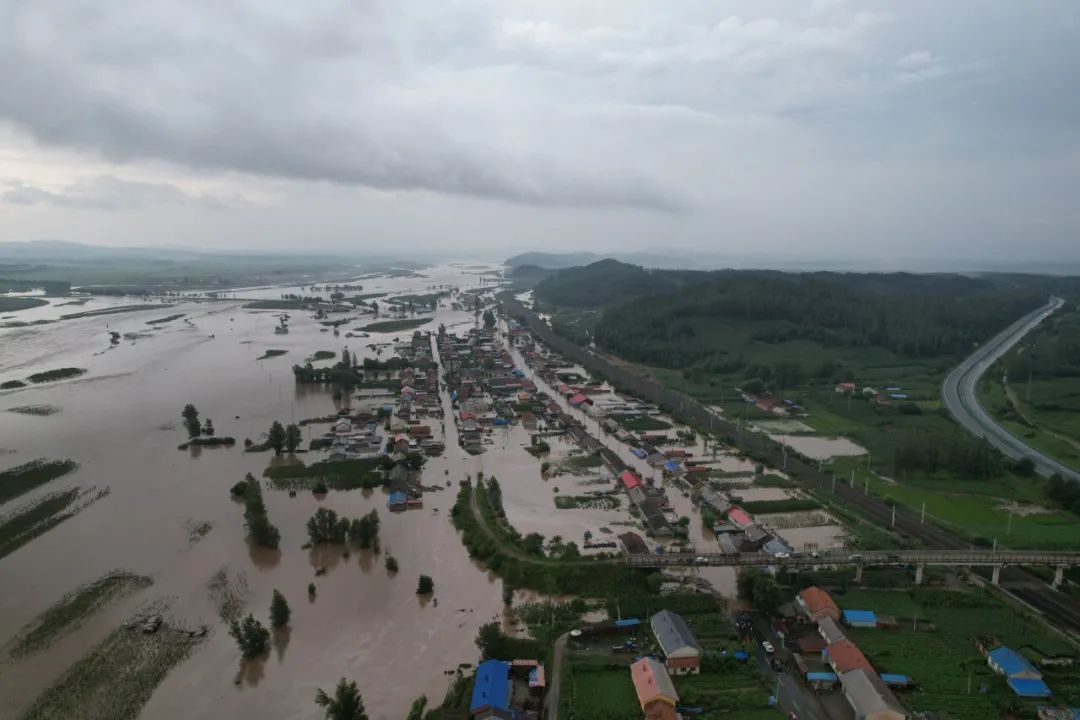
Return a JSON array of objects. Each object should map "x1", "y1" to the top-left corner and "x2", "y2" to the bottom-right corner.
[
  {"x1": 0, "y1": 260, "x2": 752, "y2": 719},
  {"x1": 0, "y1": 263, "x2": 532, "y2": 719}
]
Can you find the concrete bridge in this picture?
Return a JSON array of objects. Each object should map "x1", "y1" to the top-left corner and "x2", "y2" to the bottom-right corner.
[{"x1": 621, "y1": 548, "x2": 1080, "y2": 587}]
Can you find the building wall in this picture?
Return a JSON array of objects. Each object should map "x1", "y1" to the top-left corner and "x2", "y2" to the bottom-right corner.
[{"x1": 666, "y1": 656, "x2": 700, "y2": 675}]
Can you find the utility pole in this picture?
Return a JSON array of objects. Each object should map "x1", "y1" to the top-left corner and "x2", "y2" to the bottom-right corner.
[
  {"x1": 864, "y1": 475, "x2": 869, "y2": 495},
  {"x1": 921, "y1": 502, "x2": 926, "y2": 524},
  {"x1": 850, "y1": 469, "x2": 855, "y2": 485},
  {"x1": 1007, "y1": 512, "x2": 1013, "y2": 536},
  {"x1": 832, "y1": 476, "x2": 836, "y2": 493},
  {"x1": 891, "y1": 505, "x2": 896, "y2": 527}
]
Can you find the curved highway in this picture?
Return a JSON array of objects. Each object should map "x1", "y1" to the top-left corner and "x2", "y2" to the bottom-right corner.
[{"x1": 942, "y1": 296, "x2": 1080, "y2": 482}]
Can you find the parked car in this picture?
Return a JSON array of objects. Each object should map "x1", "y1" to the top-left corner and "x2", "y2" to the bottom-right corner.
[
  {"x1": 848, "y1": 553, "x2": 864, "y2": 561},
  {"x1": 762, "y1": 641, "x2": 775, "y2": 654}
]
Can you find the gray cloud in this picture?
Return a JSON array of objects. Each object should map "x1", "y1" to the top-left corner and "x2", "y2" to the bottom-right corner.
[
  {"x1": 0, "y1": 1, "x2": 1078, "y2": 260},
  {"x1": 1, "y1": 175, "x2": 235, "y2": 210}
]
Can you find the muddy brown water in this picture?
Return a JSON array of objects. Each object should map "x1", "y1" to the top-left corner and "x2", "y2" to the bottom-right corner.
[{"x1": 0, "y1": 265, "x2": 546, "y2": 719}]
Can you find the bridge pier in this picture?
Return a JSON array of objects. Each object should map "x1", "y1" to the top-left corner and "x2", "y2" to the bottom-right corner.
[
  {"x1": 914, "y1": 564, "x2": 925, "y2": 585},
  {"x1": 1054, "y1": 566, "x2": 1065, "y2": 589},
  {"x1": 855, "y1": 565, "x2": 863, "y2": 584},
  {"x1": 991, "y1": 565, "x2": 1001, "y2": 585}
]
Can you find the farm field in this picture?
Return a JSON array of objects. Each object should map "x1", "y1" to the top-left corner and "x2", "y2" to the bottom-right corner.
[{"x1": 834, "y1": 587, "x2": 1080, "y2": 719}]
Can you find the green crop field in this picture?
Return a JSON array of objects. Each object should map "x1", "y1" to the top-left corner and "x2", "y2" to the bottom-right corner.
[
  {"x1": 561, "y1": 661, "x2": 639, "y2": 720},
  {"x1": 834, "y1": 587, "x2": 1080, "y2": 719}
]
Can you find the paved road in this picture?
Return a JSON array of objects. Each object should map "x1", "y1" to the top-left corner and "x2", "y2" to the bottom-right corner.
[
  {"x1": 622, "y1": 548, "x2": 1080, "y2": 569},
  {"x1": 543, "y1": 633, "x2": 569, "y2": 720},
  {"x1": 750, "y1": 614, "x2": 831, "y2": 720},
  {"x1": 942, "y1": 296, "x2": 1080, "y2": 481}
]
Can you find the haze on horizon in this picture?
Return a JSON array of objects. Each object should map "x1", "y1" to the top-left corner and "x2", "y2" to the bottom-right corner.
[{"x1": 0, "y1": 1, "x2": 1077, "y2": 267}]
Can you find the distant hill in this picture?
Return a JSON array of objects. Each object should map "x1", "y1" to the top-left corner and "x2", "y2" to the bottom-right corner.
[
  {"x1": 506, "y1": 264, "x2": 556, "y2": 283},
  {"x1": 533, "y1": 259, "x2": 700, "y2": 308},
  {"x1": 504, "y1": 252, "x2": 608, "y2": 269}
]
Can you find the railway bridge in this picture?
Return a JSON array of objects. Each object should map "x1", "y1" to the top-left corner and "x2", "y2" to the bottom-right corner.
[{"x1": 620, "y1": 549, "x2": 1080, "y2": 587}]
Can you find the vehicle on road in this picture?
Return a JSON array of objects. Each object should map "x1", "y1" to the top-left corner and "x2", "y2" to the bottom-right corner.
[
  {"x1": 848, "y1": 553, "x2": 863, "y2": 561},
  {"x1": 762, "y1": 641, "x2": 774, "y2": 654},
  {"x1": 695, "y1": 556, "x2": 708, "y2": 565}
]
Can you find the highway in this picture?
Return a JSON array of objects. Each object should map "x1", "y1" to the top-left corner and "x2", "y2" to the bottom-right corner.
[{"x1": 942, "y1": 296, "x2": 1080, "y2": 481}]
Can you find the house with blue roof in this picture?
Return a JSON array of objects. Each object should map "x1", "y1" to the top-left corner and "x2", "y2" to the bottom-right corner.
[
  {"x1": 843, "y1": 609, "x2": 878, "y2": 628},
  {"x1": 987, "y1": 646, "x2": 1042, "y2": 680},
  {"x1": 470, "y1": 659, "x2": 512, "y2": 719},
  {"x1": 1007, "y1": 677, "x2": 1052, "y2": 698}
]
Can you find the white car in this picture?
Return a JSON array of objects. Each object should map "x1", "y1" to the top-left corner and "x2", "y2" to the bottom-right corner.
[
  {"x1": 762, "y1": 641, "x2": 775, "y2": 654},
  {"x1": 695, "y1": 556, "x2": 709, "y2": 565},
  {"x1": 775, "y1": 552, "x2": 790, "y2": 560}
]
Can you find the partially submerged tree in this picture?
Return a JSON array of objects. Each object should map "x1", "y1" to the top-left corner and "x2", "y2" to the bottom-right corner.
[
  {"x1": 229, "y1": 613, "x2": 270, "y2": 658},
  {"x1": 270, "y1": 589, "x2": 291, "y2": 628},
  {"x1": 315, "y1": 678, "x2": 368, "y2": 720},
  {"x1": 285, "y1": 423, "x2": 302, "y2": 454},
  {"x1": 267, "y1": 421, "x2": 286, "y2": 454},
  {"x1": 416, "y1": 575, "x2": 434, "y2": 595},
  {"x1": 182, "y1": 404, "x2": 201, "y2": 439}
]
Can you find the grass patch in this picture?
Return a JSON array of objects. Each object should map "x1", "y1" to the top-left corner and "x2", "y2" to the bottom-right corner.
[
  {"x1": 1, "y1": 380, "x2": 27, "y2": 389},
  {"x1": 0, "y1": 488, "x2": 106, "y2": 560},
  {"x1": 360, "y1": 318, "x2": 432, "y2": 333},
  {"x1": 19, "y1": 623, "x2": 201, "y2": 720},
  {"x1": 8, "y1": 571, "x2": 152, "y2": 657},
  {"x1": 616, "y1": 416, "x2": 672, "y2": 431},
  {"x1": 0, "y1": 297, "x2": 48, "y2": 312},
  {"x1": 145, "y1": 314, "x2": 185, "y2": 325},
  {"x1": 0, "y1": 458, "x2": 79, "y2": 505},
  {"x1": 60, "y1": 304, "x2": 165, "y2": 320},
  {"x1": 26, "y1": 367, "x2": 86, "y2": 384},
  {"x1": 178, "y1": 436, "x2": 236, "y2": 449},
  {"x1": 242, "y1": 299, "x2": 307, "y2": 309},
  {"x1": 308, "y1": 350, "x2": 336, "y2": 361},
  {"x1": 561, "y1": 660, "x2": 639, "y2": 720},
  {"x1": 263, "y1": 458, "x2": 384, "y2": 490},
  {"x1": 6, "y1": 405, "x2": 61, "y2": 416},
  {"x1": 738, "y1": 498, "x2": 820, "y2": 514},
  {"x1": 565, "y1": 454, "x2": 603, "y2": 469},
  {"x1": 256, "y1": 349, "x2": 287, "y2": 360}
]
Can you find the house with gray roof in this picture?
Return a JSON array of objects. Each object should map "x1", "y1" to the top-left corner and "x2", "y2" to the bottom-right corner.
[{"x1": 650, "y1": 610, "x2": 701, "y2": 675}]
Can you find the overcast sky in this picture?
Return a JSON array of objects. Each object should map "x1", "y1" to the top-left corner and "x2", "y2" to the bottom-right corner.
[{"x1": 0, "y1": 1, "x2": 1077, "y2": 264}]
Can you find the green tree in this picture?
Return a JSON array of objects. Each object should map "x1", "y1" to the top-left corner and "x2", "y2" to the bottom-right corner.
[
  {"x1": 229, "y1": 613, "x2": 270, "y2": 657},
  {"x1": 308, "y1": 507, "x2": 347, "y2": 544},
  {"x1": 268, "y1": 421, "x2": 286, "y2": 454},
  {"x1": 241, "y1": 474, "x2": 280, "y2": 549},
  {"x1": 385, "y1": 555, "x2": 398, "y2": 572},
  {"x1": 285, "y1": 423, "x2": 302, "y2": 453},
  {"x1": 416, "y1": 575, "x2": 434, "y2": 594},
  {"x1": 315, "y1": 678, "x2": 368, "y2": 720},
  {"x1": 736, "y1": 568, "x2": 762, "y2": 602},
  {"x1": 483, "y1": 309, "x2": 496, "y2": 328},
  {"x1": 203, "y1": 418, "x2": 215, "y2": 436},
  {"x1": 752, "y1": 574, "x2": 783, "y2": 614},
  {"x1": 475, "y1": 621, "x2": 502, "y2": 659},
  {"x1": 270, "y1": 589, "x2": 291, "y2": 628},
  {"x1": 347, "y1": 509, "x2": 381, "y2": 549},
  {"x1": 182, "y1": 404, "x2": 201, "y2": 439}
]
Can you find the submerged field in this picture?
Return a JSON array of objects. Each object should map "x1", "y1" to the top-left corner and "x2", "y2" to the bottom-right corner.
[
  {"x1": 8, "y1": 571, "x2": 152, "y2": 657},
  {"x1": 18, "y1": 623, "x2": 202, "y2": 720}
]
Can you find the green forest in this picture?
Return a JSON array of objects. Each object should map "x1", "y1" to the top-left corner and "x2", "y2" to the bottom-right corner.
[{"x1": 534, "y1": 261, "x2": 1062, "y2": 370}]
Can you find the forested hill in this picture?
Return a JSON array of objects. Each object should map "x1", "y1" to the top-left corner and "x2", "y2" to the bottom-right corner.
[
  {"x1": 532, "y1": 259, "x2": 705, "y2": 307},
  {"x1": 534, "y1": 260, "x2": 1060, "y2": 368}
]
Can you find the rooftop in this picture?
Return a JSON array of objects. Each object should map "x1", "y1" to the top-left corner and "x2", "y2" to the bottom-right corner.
[
  {"x1": 630, "y1": 657, "x2": 678, "y2": 708},
  {"x1": 469, "y1": 660, "x2": 510, "y2": 713},
  {"x1": 650, "y1": 610, "x2": 701, "y2": 656}
]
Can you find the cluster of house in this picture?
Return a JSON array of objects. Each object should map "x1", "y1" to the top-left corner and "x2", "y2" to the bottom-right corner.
[
  {"x1": 468, "y1": 658, "x2": 546, "y2": 720},
  {"x1": 628, "y1": 611, "x2": 703, "y2": 720},
  {"x1": 794, "y1": 586, "x2": 909, "y2": 720},
  {"x1": 619, "y1": 470, "x2": 673, "y2": 537},
  {"x1": 696, "y1": 486, "x2": 793, "y2": 557},
  {"x1": 834, "y1": 382, "x2": 910, "y2": 406},
  {"x1": 326, "y1": 416, "x2": 384, "y2": 461},
  {"x1": 739, "y1": 391, "x2": 806, "y2": 418},
  {"x1": 439, "y1": 325, "x2": 540, "y2": 452}
]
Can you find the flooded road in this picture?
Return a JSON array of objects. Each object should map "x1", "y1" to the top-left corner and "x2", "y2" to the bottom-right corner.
[{"x1": 0, "y1": 263, "x2": 522, "y2": 719}]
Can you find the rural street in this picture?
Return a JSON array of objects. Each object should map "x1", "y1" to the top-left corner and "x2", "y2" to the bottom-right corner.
[{"x1": 941, "y1": 296, "x2": 1080, "y2": 482}]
